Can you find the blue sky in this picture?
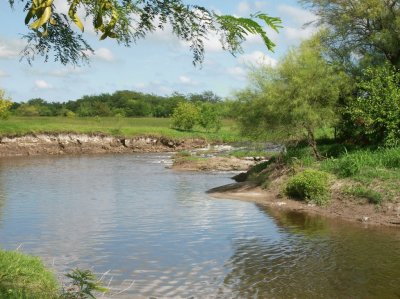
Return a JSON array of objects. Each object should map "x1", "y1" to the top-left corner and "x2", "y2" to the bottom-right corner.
[{"x1": 0, "y1": 0, "x2": 317, "y2": 102}]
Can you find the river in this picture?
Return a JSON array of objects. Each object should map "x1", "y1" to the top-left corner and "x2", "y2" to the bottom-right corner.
[{"x1": 0, "y1": 154, "x2": 399, "y2": 298}]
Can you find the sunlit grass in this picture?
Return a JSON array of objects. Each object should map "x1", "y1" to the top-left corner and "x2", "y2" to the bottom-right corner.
[
  {"x1": 0, "y1": 249, "x2": 59, "y2": 299},
  {"x1": 0, "y1": 117, "x2": 243, "y2": 143}
]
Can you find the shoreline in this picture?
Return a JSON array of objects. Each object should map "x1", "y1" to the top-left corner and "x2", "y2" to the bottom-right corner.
[
  {"x1": 1, "y1": 133, "x2": 399, "y2": 228},
  {"x1": 207, "y1": 181, "x2": 400, "y2": 228},
  {"x1": 0, "y1": 133, "x2": 208, "y2": 157}
]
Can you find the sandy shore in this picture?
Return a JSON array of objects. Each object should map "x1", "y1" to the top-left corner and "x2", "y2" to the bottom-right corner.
[{"x1": 208, "y1": 181, "x2": 400, "y2": 228}]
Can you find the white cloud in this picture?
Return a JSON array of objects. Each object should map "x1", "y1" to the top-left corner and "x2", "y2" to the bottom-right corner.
[
  {"x1": 35, "y1": 80, "x2": 52, "y2": 89},
  {"x1": 227, "y1": 66, "x2": 246, "y2": 77},
  {"x1": 0, "y1": 70, "x2": 8, "y2": 77},
  {"x1": 83, "y1": 48, "x2": 115, "y2": 62},
  {"x1": 50, "y1": 67, "x2": 84, "y2": 77},
  {"x1": 179, "y1": 33, "x2": 223, "y2": 53},
  {"x1": 238, "y1": 51, "x2": 277, "y2": 67},
  {"x1": 254, "y1": 1, "x2": 267, "y2": 9},
  {"x1": 278, "y1": 5, "x2": 318, "y2": 26},
  {"x1": 0, "y1": 39, "x2": 25, "y2": 59},
  {"x1": 237, "y1": 1, "x2": 251, "y2": 15},
  {"x1": 95, "y1": 48, "x2": 115, "y2": 62},
  {"x1": 179, "y1": 75, "x2": 191, "y2": 84},
  {"x1": 179, "y1": 75, "x2": 198, "y2": 86},
  {"x1": 133, "y1": 81, "x2": 173, "y2": 95},
  {"x1": 284, "y1": 26, "x2": 317, "y2": 41}
]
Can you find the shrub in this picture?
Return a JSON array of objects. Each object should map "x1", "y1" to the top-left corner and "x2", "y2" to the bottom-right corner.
[
  {"x1": 285, "y1": 169, "x2": 331, "y2": 205},
  {"x1": 171, "y1": 102, "x2": 199, "y2": 131}
]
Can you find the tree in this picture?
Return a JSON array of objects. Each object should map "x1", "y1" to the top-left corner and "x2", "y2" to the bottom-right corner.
[
  {"x1": 171, "y1": 101, "x2": 199, "y2": 131},
  {"x1": 197, "y1": 102, "x2": 221, "y2": 132},
  {"x1": 0, "y1": 89, "x2": 13, "y2": 119},
  {"x1": 301, "y1": 0, "x2": 400, "y2": 70},
  {"x1": 235, "y1": 33, "x2": 350, "y2": 158},
  {"x1": 8, "y1": 0, "x2": 282, "y2": 66},
  {"x1": 340, "y1": 64, "x2": 400, "y2": 147}
]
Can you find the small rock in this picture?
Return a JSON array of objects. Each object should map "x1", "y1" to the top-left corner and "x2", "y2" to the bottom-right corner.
[
  {"x1": 361, "y1": 216, "x2": 369, "y2": 222},
  {"x1": 307, "y1": 203, "x2": 316, "y2": 207},
  {"x1": 276, "y1": 202, "x2": 287, "y2": 206}
]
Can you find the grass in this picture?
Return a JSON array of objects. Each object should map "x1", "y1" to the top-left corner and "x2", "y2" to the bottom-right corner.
[
  {"x1": 246, "y1": 138, "x2": 400, "y2": 205},
  {"x1": 343, "y1": 186, "x2": 383, "y2": 204},
  {"x1": 0, "y1": 116, "x2": 243, "y2": 143},
  {"x1": 0, "y1": 250, "x2": 59, "y2": 299}
]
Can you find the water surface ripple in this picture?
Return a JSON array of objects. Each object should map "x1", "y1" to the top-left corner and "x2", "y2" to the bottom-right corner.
[{"x1": 0, "y1": 154, "x2": 399, "y2": 298}]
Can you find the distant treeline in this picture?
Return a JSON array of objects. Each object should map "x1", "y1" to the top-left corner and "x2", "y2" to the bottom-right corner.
[{"x1": 10, "y1": 90, "x2": 233, "y2": 118}]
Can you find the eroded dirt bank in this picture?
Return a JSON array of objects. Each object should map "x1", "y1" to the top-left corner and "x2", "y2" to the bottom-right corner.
[
  {"x1": 0, "y1": 133, "x2": 207, "y2": 157},
  {"x1": 208, "y1": 181, "x2": 400, "y2": 228}
]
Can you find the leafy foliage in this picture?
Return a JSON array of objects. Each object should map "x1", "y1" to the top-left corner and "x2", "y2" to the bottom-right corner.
[
  {"x1": 0, "y1": 89, "x2": 13, "y2": 119},
  {"x1": 235, "y1": 32, "x2": 350, "y2": 157},
  {"x1": 301, "y1": 0, "x2": 400, "y2": 70},
  {"x1": 61, "y1": 269, "x2": 107, "y2": 299},
  {"x1": 197, "y1": 102, "x2": 221, "y2": 132},
  {"x1": 285, "y1": 169, "x2": 331, "y2": 205},
  {"x1": 340, "y1": 64, "x2": 400, "y2": 147},
  {"x1": 171, "y1": 101, "x2": 199, "y2": 131},
  {"x1": 8, "y1": 0, "x2": 281, "y2": 65}
]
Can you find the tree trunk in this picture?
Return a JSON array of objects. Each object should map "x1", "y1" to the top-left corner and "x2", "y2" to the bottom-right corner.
[{"x1": 306, "y1": 128, "x2": 322, "y2": 160}]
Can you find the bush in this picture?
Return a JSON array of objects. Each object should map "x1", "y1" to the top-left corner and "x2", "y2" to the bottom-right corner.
[
  {"x1": 285, "y1": 169, "x2": 331, "y2": 205},
  {"x1": 171, "y1": 102, "x2": 199, "y2": 131}
]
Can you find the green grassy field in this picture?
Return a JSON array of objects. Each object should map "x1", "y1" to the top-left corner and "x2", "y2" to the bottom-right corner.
[{"x1": 0, "y1": 117, "x2": 243, "y2": 142}]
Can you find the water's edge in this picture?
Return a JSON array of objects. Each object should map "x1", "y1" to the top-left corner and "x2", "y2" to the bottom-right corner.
[{"x1": 0, "y1": 133, "x2": 207, "y2": 157}]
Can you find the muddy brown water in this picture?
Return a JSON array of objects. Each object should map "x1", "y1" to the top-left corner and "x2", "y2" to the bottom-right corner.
[{"x1": 0, "y1": 154, "x2": 399, "y2": 298}]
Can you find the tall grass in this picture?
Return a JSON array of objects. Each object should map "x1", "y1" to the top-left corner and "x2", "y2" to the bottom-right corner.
[
  {"x1": 0, "y1": 250, "x2": 59, "y2": 299},
  {"x1": 321, "y1": 147, "x2": 400, "y2": 177}
]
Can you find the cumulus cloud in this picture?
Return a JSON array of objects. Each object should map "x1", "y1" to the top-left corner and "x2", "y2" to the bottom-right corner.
[
  {"x1": 238, "y1": 51, "x2": 277, "y2": 67},
  {"x1": 35, "y1": 80, "x2": 52, "y2": 89},
  {"x1": 179, "y1": 75, "x2": 198, "y2": 86},
  {"x1": 278, "y1": 5, "x2": 319, "y2": 42},
  {"x1": 226, "y1": 66, "x2": 246, "y2": 78},
  {"x1": 50, "y1": 67, "x2": 84, "y2": 77},
  {"x1": 95, "y1": 48, "x2": 115, "y2": 62},
  {"x1": 0, "y1": 70, "x2": 8, "y2": 77},
  {"x1": 284, "y1": 26, "x2": 317, "y2": 41},
  {"x1": 237, "y1": 1, "x2": 251, "y2": 15},
  {"x1": 278, "y1": 5, "x2": 318, "y2": 26},
  {"x1": 83, "y1": 48, "x2": 115, "y2": 62},
  {"x1": 0, "y1": 39, "x2": 26, "y2": 59},
  {"x1": 133, "y1": 81, "x2": 173, "y2": 95}
]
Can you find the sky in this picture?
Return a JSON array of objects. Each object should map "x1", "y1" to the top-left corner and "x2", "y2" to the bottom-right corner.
[{"x1": 0, "y1": 0, "x2": 317, "y2": 102}]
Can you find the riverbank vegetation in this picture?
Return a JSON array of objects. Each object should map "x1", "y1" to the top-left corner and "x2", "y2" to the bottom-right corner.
[
  {"x1": 0, "y1": 117, "x2": 241, "y2": 143},
  {"x1": 0, "y1": 250, "x2": 107, "y2": 299},
  {"x1": 0, "y1": 249, "x2": 59, "y2": 298},
  {"x1": 228, "y1": 0, "x2": 400, "y2": 213}
]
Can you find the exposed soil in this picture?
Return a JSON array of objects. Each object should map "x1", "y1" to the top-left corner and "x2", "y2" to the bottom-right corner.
[
  {"x1": 208, "y1": 178, "x2": 400, "y2": 228},
  {"x1": 171, "y1": 156, "x2": 257, "y2": 172},
  {"x1": 0, "y1": 133, "x2": 207, "y2": 157}
]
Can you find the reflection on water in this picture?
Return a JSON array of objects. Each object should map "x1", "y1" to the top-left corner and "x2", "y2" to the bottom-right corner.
[{"x1": 0, "y1": 154, "x2": 400, "y2": 298}]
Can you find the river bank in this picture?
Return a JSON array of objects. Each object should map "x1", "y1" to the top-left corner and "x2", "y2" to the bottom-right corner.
[
  {"x1": 1, "y1": 133, "x2": 399, "y2": 228},
  {"x1": 207, "y1": 181, "x2": 400, "y2": 227},
  {"x1": 0, "y1": 133, "x2": 208, "y2": 157}
]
